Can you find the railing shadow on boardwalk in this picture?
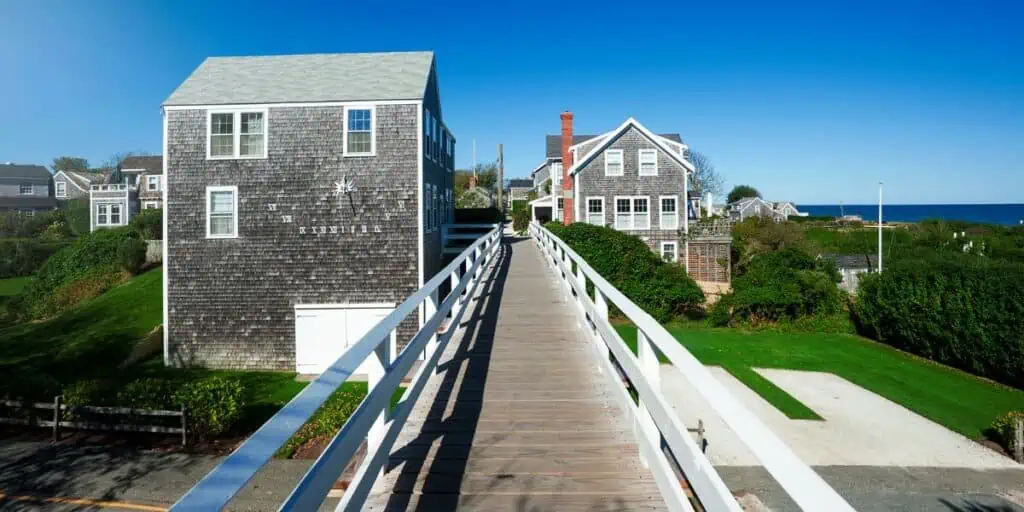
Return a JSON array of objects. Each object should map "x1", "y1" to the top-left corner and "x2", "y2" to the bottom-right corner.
[{"x1": 380, "y1": 236, "x2": 520, "y2": 511}]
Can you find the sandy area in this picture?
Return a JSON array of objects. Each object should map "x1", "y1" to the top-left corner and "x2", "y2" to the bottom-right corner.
[{"x1": 660, "y1": 366, "x2": 1020, "y2": 468}]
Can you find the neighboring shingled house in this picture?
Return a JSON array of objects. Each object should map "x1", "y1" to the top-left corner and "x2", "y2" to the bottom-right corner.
[
  {"x1": 162, "y1": 51, "x2": 454, "y2": 372},
  {"x1": 118, "y1": 156, "x2": 164, "y2": 210},
  {"x1": 0, "y1": 163, "x2": 56, "y2": 216},
  {"x1": 54, "y1": 169, "x2": 108, "y2": 201}
]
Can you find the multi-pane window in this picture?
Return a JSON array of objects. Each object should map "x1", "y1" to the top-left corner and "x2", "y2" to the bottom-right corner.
[
  {"x1": 587, "y1": 198, "x2": 604, "y2": 226},
  {"x1": 551, "y1": 162, "x2": 562, "y2": 181},
  {"x1": 19, "y1": 183, "x2": 32, "y2": 195},
  {"x1": 614, "y1": 196, "x2": 650, "y2": 230},
  {"x1": 605, "y1": 150, "x2": 623, "y2": 176},
  {"x1": 110, "y1": 204, "x2": 122, "y2": 225},
  {"x1": 424, "y1": 109, "x2": 432, "y2": 160},
  {"x1": 56, "y1": 181, "x2": 66, "y2": 198},
  {"x1": 346, "y1": 108, "x2": 373, "y2": 154},
  {"x1": 210, "y1": 113, "x2": 235, "y2": 157},
  {"x1": 147, "y1": 175, "x2": 161, "y2": 191},
  {"x1": 660, "y1": 196, "x2": 678, "y2": 230},
  {"x1": 209, "y1": 111, "x2": 266, "y2": 159},
  {"x1": 639, "y1": 149, "x2": 658, "y2": 176},
  {"x1": 240, "y1": 112, "x2": 265, "y2": 157},
  {"x1": 207, "y1": 186, "x2": 237, "y2": 238},
  {"x1": 97, "y1": 204, "x2": 108, "y2": 225},
  {"x1": 661, "y1": 242, "x2": 678, "y2": 263},
  {"x1": 434, "y1": 119, "x2": 440, "y2": 160},
  {"x1": 557, "y1": 198, "x2": 564, "y2": 211}
]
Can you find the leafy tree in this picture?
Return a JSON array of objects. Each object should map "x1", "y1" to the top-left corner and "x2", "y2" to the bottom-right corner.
[
  {"x1": 727, "y1": 184, "x2": 761, "y2": 204},
  {"x1": 52, "y1": 157, "x2": 89, "y2": 174},
  {"x1": 688, "y1": 150, "x2": 724, "y2": 199}
]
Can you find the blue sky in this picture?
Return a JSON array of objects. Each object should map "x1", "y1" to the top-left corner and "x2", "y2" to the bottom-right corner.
[{"x1": 1, "y1": 0, "x2": 1021, "y2": 204}]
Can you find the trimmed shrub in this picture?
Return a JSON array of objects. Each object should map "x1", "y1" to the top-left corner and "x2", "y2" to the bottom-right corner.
[
  {"x1": 990, "y1": 411, "x2": 1024, "y2": 453},
  {"x1": 130, "y1": 208, "x2": 163, "y2": 240},
  {"x1": 279, "y1": 386, "x2": 364, "y2": 457},
  {"x1": 0, "y1": 238, "x2": 69, "y2": 279},
  {"x1": 117, "y1": 378, "x2": 175, "y2": 410},
  {"x1": 173, "y1": 376, "x2": 245, "y2": 439},
  {"x1": 117, "y1": 238, "x2": 147, "y2": 275},
  {"x1": 854, "y1": 255, "x2": 1024, "y2": 389},
  {"x1": 542, "y1": 222, "x2": 704, "y2": 322},
  {"x1": 512, "y1": 208, "x2": 530, "y2": 233}
]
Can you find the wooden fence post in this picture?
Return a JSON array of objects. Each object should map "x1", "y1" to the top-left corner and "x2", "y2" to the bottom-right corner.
[
  {"x1": 181, "y1": 406, "x2": 189, "y2": 447},
  {"x1": 1014, "y1": 417, "x2": 1023, "y2": 464},
  {"x1": 52, "y1": 395, "x2": 62, "y2": 442}
]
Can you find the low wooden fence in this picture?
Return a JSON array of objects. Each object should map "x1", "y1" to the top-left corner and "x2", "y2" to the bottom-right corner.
[{"x1": 0, "y1": 396, "x2": 187, "y2": 445}]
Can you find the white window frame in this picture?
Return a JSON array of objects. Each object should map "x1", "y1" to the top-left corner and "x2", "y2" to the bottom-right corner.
[
  {"x1": 206, "y1": 185, "x2": 239, "y2": 239},
  {"x1": 22, "y1": 209, "x2": 35, "y2": 217},
  {"x1": 424, "y1": 109, "x2": 433, "y2": 162},
  {"x1": 56, "y1": 181, "x2": 67, "y2": 198},
  {"x1": 110, "y1": 203, "x2": 122, "y2": 225},
  {"x1": 206, "y1": 109, "x2": 268, "y2": 160},
  {"x1": 639, "y1": 148, "x2": 659, "y2": 176},
  {"x1": 586, "y1": 197, "x2": 604, "y2": 226},
  {"x1": 660, "y1": 195, "x2": 679, "y2": 230},
  {"x1": 343, "y1": 105, "x2": 376, "y2": 157},
  {"x1": 660, "y1": 241, "x2": 679, "y2": 263},
  {"x1": 143, "y1": 201, "x2": 160, "y2": 210},
  {"x1": 614, "y1": 195, "x2": 650, "y2": 230},
  {"x1": 96, "y1": 204, "x2": 109, "y2": 226},
  {"x1": 19, "y1": 183, "x2": 32, "y2": 195},
  {"x1": 604, "y1": 150, "x2": 624, "y2": 176},
  {"x1": 146, "y1": 175, "x2": 161, "y2": 191}
]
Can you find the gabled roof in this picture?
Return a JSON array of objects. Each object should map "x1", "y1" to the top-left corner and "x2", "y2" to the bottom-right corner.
[
  {"x1": 164, "y1": 51, "x2": 435, "y2": 106},
  {"x1": 546, "y1": 132, "x2": 683, "y2": 159},
  {"x1": 120, "y1": 156, "x2": 163, "y2": 175},
  {"x1": 57, "y1": 170, "x2": 109, "y2": 191},
  {"x1": 568, "y1": 118, "x2": 695, "y2": 177},
  {"x1": 0, "y1": 163, "x2": 50, "y2": 180}
]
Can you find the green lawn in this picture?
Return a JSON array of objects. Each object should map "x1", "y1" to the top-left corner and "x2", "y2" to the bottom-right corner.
[
  {"x1": 0, "y1": 276, "x2": 32, "y2": 297},
  {"x1": 615, "y1": 325, "x2": 1024, "y2": 439}
]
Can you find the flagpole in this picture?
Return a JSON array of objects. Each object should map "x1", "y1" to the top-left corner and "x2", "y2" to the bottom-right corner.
[{"x1": 878, "y1": 182, "x2": 884, "y2": 273}]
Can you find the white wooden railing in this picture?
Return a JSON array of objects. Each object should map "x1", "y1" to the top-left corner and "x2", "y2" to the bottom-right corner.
[
  {"x1": 171, "y1": 224, "x2": 502, "y2": 511},
  {"x1": 90, "y1": 184, "x2": 134, "y2": 192},
  {"x1": 530, "y1": 222, "x2": 855, "y2": 512}
]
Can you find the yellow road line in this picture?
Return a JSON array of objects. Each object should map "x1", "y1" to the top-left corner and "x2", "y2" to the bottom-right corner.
[{"x1": 0, "y1": 491, "x2": 168, "y2": 511}]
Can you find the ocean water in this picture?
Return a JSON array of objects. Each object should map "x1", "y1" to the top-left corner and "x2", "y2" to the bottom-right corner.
[{"x1": 799, "y1": 204, "x2": 1024, "y2": 226}]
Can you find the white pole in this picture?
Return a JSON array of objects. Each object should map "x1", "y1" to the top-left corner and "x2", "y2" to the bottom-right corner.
[
  {"x1": 472, "y1": 139, "x2": 477, "y2": 177},
  {"x1": 878, "y1": 182, "x2": 883, "y2": 273}
]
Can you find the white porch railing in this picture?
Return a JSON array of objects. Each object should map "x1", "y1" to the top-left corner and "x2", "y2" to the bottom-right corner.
[
  {"x1": 529, "y1": 222, "x2": 855, "y2": 512},
  {"x1": 171, "y1": 224, "x2": 502, "y2": 511},
  {"x1": 90, "y1": 184, "x2": 134, "y2": 192}
]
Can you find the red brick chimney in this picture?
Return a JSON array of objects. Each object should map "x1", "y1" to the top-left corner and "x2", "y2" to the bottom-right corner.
[{"x1": 560, "y1": 111, "x2": 574, "y2": 224}]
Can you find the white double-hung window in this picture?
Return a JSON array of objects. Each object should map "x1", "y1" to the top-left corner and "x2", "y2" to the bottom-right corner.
[
  {"x1": 209, "y1": 110, "x2": 266, "y2": 159},
  {"x1": 586, "y1": 197, "x2": 604, "y2": 226},
  {"x1": 207, "y1": 186, "x2": 238, "y2": 238},
  {"x1": 97, "y1": 204, "x2": 108, "y2": 225},
  {"x1": 146, "y1": 175, "x2": 161, "y2": 191},
  {"x1": 345, "y1": 107, "x2": 374, "y2": 155},
  {"x1": 56, "y1": 181, "x2": 66, "y2": 198},
  {"x1": 614, "y1": 196, "x2": 650, "y2": 230},
  {"x1": 604, "y1": 150, "x2": 623, "y2": 176},
  {"x1": 639, "y1": 149, "x2": 658, "y2": 176},
  {"x1": 661, "y1": 241, "x2": 678, "y2": 262},
  {"x1": 660, "y1": 195, "x2": 678, "y2": 230}
]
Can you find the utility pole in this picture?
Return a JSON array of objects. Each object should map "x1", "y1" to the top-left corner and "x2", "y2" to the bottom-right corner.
[
  {"x1": 878, "y1": 182, "x2": 884, "y2": 273},
  {"x1": 472, "y1": 139, "x2": 477, "y2": 177},
  {"x1": 497, "y1": 143, "x2": 504, "y2": 211}
]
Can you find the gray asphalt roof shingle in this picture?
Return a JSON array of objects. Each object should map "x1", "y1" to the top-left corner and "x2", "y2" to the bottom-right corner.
[
  {"x1": 544, "y1": 133, "x2": 684, "y2": 159},
  {"x1": 121, "y1": 156, "x2": 163, "y2": 175},
  {"x1": 164, "y1": 51, "x2": 435, "y2": 106},
  {"x1": 0, "y1": 163, "x2": 50, "y2": 180}
]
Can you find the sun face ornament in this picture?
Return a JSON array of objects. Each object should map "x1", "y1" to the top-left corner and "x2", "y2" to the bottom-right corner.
[{"x1": 333, "y1": 175, "x2": 357, "y2": 198}]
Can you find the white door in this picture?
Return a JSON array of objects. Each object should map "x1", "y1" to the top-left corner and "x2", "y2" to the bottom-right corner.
[{"x1": 294, "y1": 305, "x2": 394, "y2": 375}]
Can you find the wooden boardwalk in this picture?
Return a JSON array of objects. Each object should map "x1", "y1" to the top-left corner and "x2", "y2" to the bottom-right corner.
[{"x1": 366, "y1": 237, "x2": 667, "y2": 511}]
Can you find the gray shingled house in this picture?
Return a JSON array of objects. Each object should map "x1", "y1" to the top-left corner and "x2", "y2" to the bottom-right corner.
[
  {"x1": 118, "y1": 156, "x2": 164, "y2": 211},
  {"x1": 54, "y1": 169, "x2": 108, "y2": 201},
  {"x1": 162, "y1": 51, "x2": 454, "y2": 372},
  {"x1": 0, "y1": 163, "x2": 57, "y2": 216}
]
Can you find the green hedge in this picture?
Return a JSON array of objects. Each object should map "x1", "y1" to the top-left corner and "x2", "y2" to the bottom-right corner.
[
  {"x1": 130, "y1": 208, "x2": 163, "y2": 240},
  {"x1": 544, "y1": 222, "x2": 703, "y2": 322},
  {"x1": 0, "y1": 238, "x2": 70, "y2": 278},
  {"x1": 854, "y1": 255, "x2": 1024, "y2": 389}
]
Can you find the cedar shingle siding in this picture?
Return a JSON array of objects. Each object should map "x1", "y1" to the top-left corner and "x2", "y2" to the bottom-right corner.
[{"x1": 166, "y1": 102, "x2": 436, "y2": 370}]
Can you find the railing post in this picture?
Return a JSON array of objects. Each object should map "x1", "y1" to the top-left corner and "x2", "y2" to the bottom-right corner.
[
  {"x1": 424, "y1": 289, "x2": 439, "y2": 365},
  {"x1": 367, "y1": 330, "x2": 393, "y2": 487},
  {"x1": 575, "y1": 261, "x2": 587, "y2": 310},
  {"x1": 459, "y1": 260, "x2": 468, "y2": 306},
  {"x1": 636, "y1": 328, "x2": 661, "y2": 469},
  {"x1": 52, "y1": 395, "x2": 62, "y2": 442},
  {"x1": 594, "y1": 289, "x2": 611, "y2": 361},
  {"x1": 474, "y1": 246, "x2": 483, "y2": 280}
]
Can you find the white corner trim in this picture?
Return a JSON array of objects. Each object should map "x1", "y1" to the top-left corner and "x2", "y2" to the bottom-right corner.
[
  {"x1": 206, "y1": 108, "x2": 269, "y2": 160},
  {"x1": 162, "y1": 109, "x2": 169, "y2": 366},
  {"x1": 205, "y1": 185, "x2": 239, "y2": 239},
  {"x1": 342, "y1": 104, "x2": 377, "y2": 157},
  {"x1": 416, "y1": 101, "x2": 425, "y2": 330}
]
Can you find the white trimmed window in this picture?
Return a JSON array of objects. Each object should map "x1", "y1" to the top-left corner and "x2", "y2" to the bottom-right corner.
[
  {"x1": 661, "y1": 241, "x2": 678, "y2": 263},
  {"x1": 344, "y1": 107, "x2": 374, "y2": 155},
  {"x1": 639, "y1": 149, "x2": 658, "y2": 176},
  {"x1": 56, "y1": 181, "x2": 66, "y2": 198},
  {"x1": 144, "y1": 201, "x2": 160, "y2": 210},
  {"x1": 660, "y1": 196, "x2": 678, "y2": 230},
  {"x1": 206, "y1": 186, "x2": 238, "y2": 239},
  {"x1": 614, "y1": 196, "x2": 650, "y2": 230},
  {"x1": 97, "y1": 204, "x2": 108, "y2": 225},
  {"x1": 146, "y1": 175, "x2": 161, "y2": 191},
  {"x1": 604, "y1": 150, "x2": 623, "y2": 176},
  {"x1": 208, "y1": 110, "x2": 267, "y2": 159},
  {"x1": 586, "y1": 197, "x2": 604, "y2": 226},
  {"x1": 110, "y1": 204, "x2": 122, "y2": 225},
  {"x1": 424, "y1": 109, "x2": 432, "y2": 161},
  {"x1": 550, "y1": 162, "x2": 562, "y2": 181},
  {"x1": 19, "y1": 183, "x2": 32, "y2": 195},
  {"x1": 21, "y1": 209, "x2": 35, "y2": 217}
]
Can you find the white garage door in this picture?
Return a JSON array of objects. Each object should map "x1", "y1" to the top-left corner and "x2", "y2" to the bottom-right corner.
[{"x1": 294, "y1": 304, "x2": 394, "y2": 375}]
